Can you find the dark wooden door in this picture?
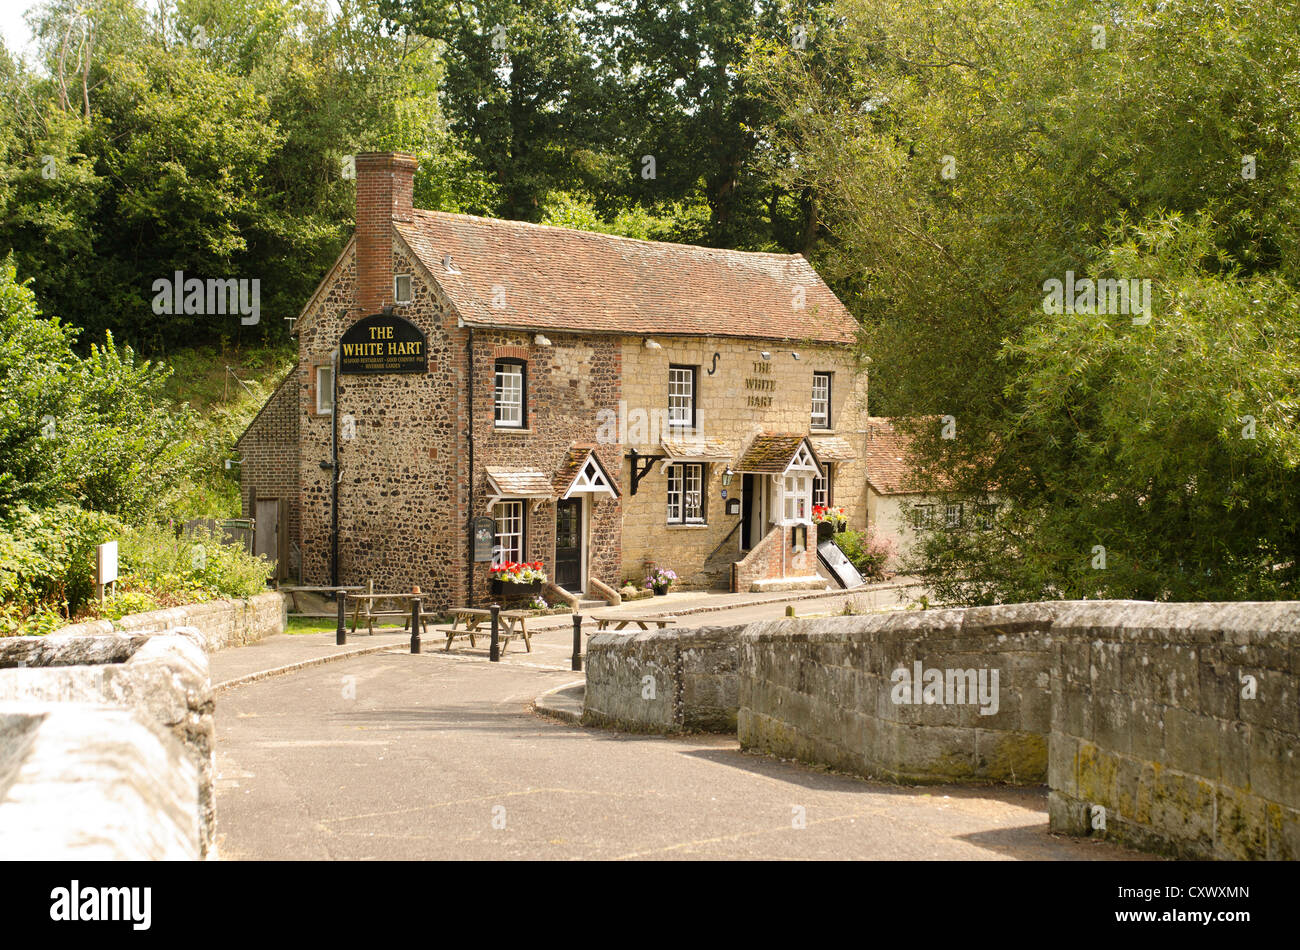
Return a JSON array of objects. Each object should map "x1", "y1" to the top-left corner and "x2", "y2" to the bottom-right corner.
[{"x1": 555, "y1": 498, "x2": 582, "y2": 592}]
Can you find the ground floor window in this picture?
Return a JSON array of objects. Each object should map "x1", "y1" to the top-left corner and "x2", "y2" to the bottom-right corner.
[
  {"x1": 493, "y1": 500, "x2": 524, "y2": 563},
  {"x1": 944, "y1": 503, "x2": 963, "y2": 529},
  {"x1": 813, "y1": 464, "x2": 833, "y2": 508},
  {"x1": 667, "y1": 463, "x2": 705, "y2": 524}
]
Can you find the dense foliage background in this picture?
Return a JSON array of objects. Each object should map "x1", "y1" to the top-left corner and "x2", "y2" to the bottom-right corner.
[{"x1": 1, "y1": 0, "x2": 1297, "y2": 621}]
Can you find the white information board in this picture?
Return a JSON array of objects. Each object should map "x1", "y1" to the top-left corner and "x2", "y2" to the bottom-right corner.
[{"x1": 96, "y1": 541, "x2": 119, "y2": 586}]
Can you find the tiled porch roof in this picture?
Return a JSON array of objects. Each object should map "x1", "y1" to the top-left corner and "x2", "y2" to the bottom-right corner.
[
  {"x1": 734, "y1": 434, "x2": 821, "y2": 474},
  {"x1": 808, "y1": 435, "x2": 856, "y2": 462},
  {"x1": 485, "y1": 468, "x2": 554, "y2": 499}
]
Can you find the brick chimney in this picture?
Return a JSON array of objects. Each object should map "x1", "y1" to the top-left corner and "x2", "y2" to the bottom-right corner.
[{"x1": 354, "y1": 152, "x2": 418, "y2": 314}]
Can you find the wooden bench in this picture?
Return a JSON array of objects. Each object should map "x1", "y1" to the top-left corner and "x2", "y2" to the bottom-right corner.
[
  {"x1": 441, "y1": 608, "x2": 534, "y2": 653},
  {"x1": 591, "y1": 614, "x2": 678, "y2": 632}
]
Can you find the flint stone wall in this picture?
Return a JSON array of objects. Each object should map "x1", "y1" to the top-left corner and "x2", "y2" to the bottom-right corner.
[
  {"x1": 0, "y1": 628, "x2": 216, "y2": 858},
  {"x1": 39, "y1": 590, "x2": 287, "y2": 653},
  {"x1": 583, "y1": 624, "x2": 743, "y2": 732},
  {"x1": 582, "y1": 600, "x2": 1300, "y2": 859}
]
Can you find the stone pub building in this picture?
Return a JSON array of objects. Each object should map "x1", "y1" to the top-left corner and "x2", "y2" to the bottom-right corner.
[{"x1": 237, "y1": 152, "x2": 869, "y2": 609}]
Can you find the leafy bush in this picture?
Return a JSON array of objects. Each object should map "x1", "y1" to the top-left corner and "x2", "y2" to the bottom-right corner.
[
  {"x1": 0, "y1": 508, "x2": 272, "y2": 636},
  {"x1": 118, "y1": 522, "x2": 272, "y2": 603},
  {"x1": 833, "y1": 530, "x2": 896, "y2": 581},
  {"x1": 0, "y1": 504, "x2": 123, "y2": 633}
]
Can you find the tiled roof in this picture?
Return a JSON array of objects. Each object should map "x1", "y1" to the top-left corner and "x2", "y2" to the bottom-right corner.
[
  {"x1": 661, "y1": 437, "x2": 733, "y2": 461},
  {"x1": 553, "y1": 445, "x2": 621, "y2": 498},
  {"x1": 734, "y1": 434, "x2": 819, "y2": 474},
  {"x1": 864, "y1": 417, "x2": 921, "y2": 495},
  {"x1": 808, "y1": 435, "x2": 856, "y2": 462},
  {"x1": 396, "y1": 210, "x2": 858, "y2": 344},
  {"x1": 485, "y1": 468, "x2": 554, "y2": 498}
]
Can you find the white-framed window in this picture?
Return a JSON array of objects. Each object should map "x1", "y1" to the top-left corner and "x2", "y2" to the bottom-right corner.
[
  {"x1": 812, "y1": 372, "x2": 832, "y2": 429},
  {"x1": 945, "y1": 503, "x2": 964, "y2": 529},
  {"x1": 974, "y1": 502, "x2": 997, "y2": 530},
  {"x1": 394, "y1": 274, "x2": 412, "y2": 304},
  {"x1": 492, "y1": 500, "x2": 524, "y2": 564},
  {"x1": 912, "y1": 503, "x2": 936, "y2": 529},
  {"x1": 494, "y1": 359, "x2": 525, "y2": 428},
  {"x1": 315, "y1": 365, "x2": 334, "y2": 414},
  {"x1": 667, "y1": 463, "x2": 705, "y2": 524},
  {"x1": 813, "y1": 464, "x2": 833, "y2": 508},
  {"x1": 668, "y1": 365, "x2": 696, "y2": 428},
  {"x1": 783, "y1": 474, "x2": 812, "y2": 522}
]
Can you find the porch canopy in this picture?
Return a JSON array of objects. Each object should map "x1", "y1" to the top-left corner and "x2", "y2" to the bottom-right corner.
[
  {"x1": 485, "y1": 467, "x2": 554, "y2": 508},
  {"x1": 553, "y1": 446, "x2": 620, "y2": 500},
  {"x1": 733, "y1": 434, "x2": 823, "y2": 476}
]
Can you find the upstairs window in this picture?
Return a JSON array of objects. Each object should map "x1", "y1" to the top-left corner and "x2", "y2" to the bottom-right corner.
[
  {"x1": 494, "y1": 359, "x2": 526, "y2": 428},
  {"x1": 394, "y1": 274, "x2": 412, "y2": 304},
  {"x1": 668, "y1": 365, "x2": 697, "y2": 429},
  {"x1": 667, "y1": 463, "x2": 705, "y2": 524},
  {"x1": 316, "y1": 365, "x2": 334, "y2": 414},
  {"x1": 811, "y1": 372, "x2": 832, "y2": 429}
]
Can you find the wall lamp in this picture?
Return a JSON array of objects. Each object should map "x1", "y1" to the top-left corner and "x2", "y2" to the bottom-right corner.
[
  {"x1": 534, "y1": 334, "x2": 552, "y2": 346},
  {"x1": 645, "y1": 339, "x2": 662, "y2": 349},
  {"x1": 791, "y1": 352, "x2": 801, "y2": 360},
  {"x1": 721, "y1": 467, "x2": 734, "y2": 488},
  {"x1": 760, "y1": 351, "x2": 771, "y2": 360}
]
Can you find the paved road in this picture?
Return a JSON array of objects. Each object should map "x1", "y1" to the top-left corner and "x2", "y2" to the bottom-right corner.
[{"x1": 214, "y1": 645, "x2": 1142, "y2": 861}]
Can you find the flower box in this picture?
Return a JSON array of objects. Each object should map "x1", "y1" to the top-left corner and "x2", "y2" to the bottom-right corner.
[{"x1": 491, "y1": 579, "x2": 543, "y2": 597}]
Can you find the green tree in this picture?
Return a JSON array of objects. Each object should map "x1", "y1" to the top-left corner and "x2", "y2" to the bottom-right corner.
[{"x1": 751, "y1": 0, "x2": 1300, "y2": 602}]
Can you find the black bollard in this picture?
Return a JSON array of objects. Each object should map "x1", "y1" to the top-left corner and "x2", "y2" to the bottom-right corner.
[
  {"x1": 489, "y1": 604, "x2": 501, "y2": 662},
  {"x1": 336, "y1": 591, "x2": 347, "y2": 645},
  {"x1": 410, "y1": 597, "x2": 422, "y2": 654},
  {"x1": 571, "y1": 613, "x2": 583, "y2": 672}
]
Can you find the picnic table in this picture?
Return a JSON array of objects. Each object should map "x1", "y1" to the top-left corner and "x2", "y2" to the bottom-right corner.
[
  {"x1": 590, "y1": 614, "x2": 678, "y2": 632},
  {"x1": 278, "y1": 585, "x2": 364, "y2": 614},
  {"x1": 442, "y1": 608, "x2": 534, "y2": 653},
  {"x1": 346, "y1": 592, "x2": 434, "y2": 636}
]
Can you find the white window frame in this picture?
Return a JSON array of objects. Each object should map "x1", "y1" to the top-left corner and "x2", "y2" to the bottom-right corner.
[
  {"x1": 813, "y1": 464, "x2": 832, "y2": 508},
  {"x1": 811, "y1": 372, "x2": 832, "y2": 429},
  {"x1": 492, "y1": 500, "x2": 524, "y2": 564},
  {"x1": 667, "y1": 463, "x2": 706, "y2": 524},
  {"x1": 783, "y1": 473, "x2": 812, "y2": 523},
  {"x1": 945, "y1": 503, "x2": 963, "y2": 529},
  {"x1": 315, "y1": 365, "x2": 334, "y2": 415},
  {"x1": 494, "y1": 360, "x2": 525, "y2": 428},
  {"x1": 394, "y1": 274, "x2": 412, "y2": 304},
  {"x1": 668, "y1": 365, "x2": 696, "y2": 429}
]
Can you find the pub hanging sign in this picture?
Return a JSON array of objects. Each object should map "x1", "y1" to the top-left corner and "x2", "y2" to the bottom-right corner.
[{"x1": 338, "y1": 313, "x2": 427, "y2": 375}]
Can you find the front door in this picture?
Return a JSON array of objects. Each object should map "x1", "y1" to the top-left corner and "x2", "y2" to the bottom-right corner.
[{"x1": 555, "y1": 498, "x2": 583, "y2": 592}]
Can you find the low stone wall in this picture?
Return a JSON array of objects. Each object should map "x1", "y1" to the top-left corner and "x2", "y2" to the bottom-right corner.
[
  {"x1": 1047, "y1": 601, "x2": 1300, "y2": 860},
  {"x1": 0, "y1": 702, "x2": 201, "y2": 859},
  {"x1": 583, "y1": 624, "x2": 743, "y2": 733},
  {"x1": 0, "y1": 628, "x2": 216, "y2": 858},
  {"x1": 740, "y1": 604, "x2": 1054, "y2": 784},
  {"x1": 581, "y1": 600, "x2": 1300, "y2": 859},
  {"x1": 47, "y1": 590, "x2": 287, "y2": 652}
]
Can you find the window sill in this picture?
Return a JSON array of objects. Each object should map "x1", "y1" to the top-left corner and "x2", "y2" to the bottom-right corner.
[
  {"x1": 665, "y1": 523, "x2": 710, "y2": 530},
  {"x1": 493, "y1": 426, "x2": 532, "y2": 433}
]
